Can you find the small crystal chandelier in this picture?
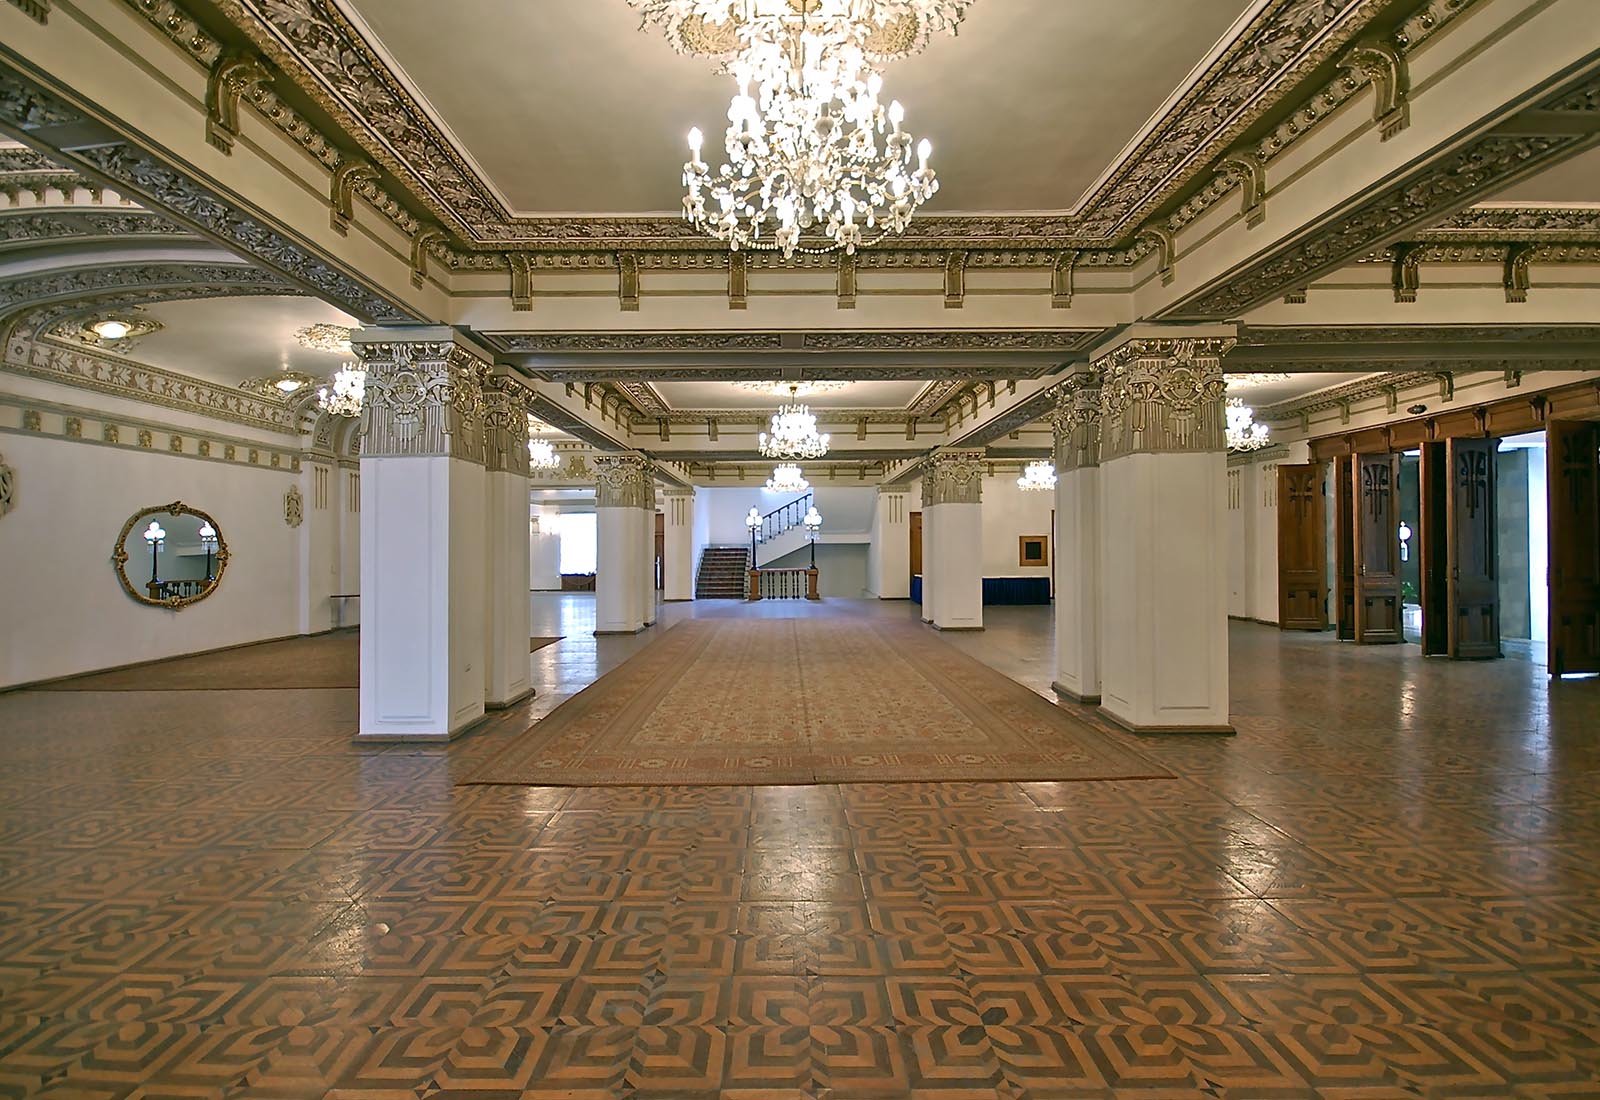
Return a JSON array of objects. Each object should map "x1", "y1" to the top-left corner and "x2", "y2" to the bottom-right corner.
[
  {"x1": 759, "y1": 384, "x2": 830, "y2": 459},
  {"x1": 317, "y1": 365, "x2": 365, "y2": 418},
  {"x1": 1017, "y1": 460, "x2": 1056, "y2": 492},
  {"x1": 765, "y1": 463, "x2": 810, "y2": 493},
  {"x1": 631, "y1": 1, "x2": 969, "y2": 257},
  {"x1": 1226, "y1": 397, "x2": 1271, "y2": 451},
  {"x1": 296, "y1": 324, "x2": 353, "y2": 355},
  {"x1": 527, "y1": 414, "x2": 560, "y2": 471}
]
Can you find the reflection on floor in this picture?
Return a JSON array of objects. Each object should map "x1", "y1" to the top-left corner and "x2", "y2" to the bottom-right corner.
[{"x1": 1, "y1": 594, "x2": 1597, "y2": 1096}]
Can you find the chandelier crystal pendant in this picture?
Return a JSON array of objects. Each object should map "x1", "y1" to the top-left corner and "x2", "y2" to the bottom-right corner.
[
  {"x1": 317, "y1": 365, "x2": 365, "y2": 418},
  {"x1": 631, "y1": 0, "x2": 970, "y2": 257},
  {"x1": 765, "y1": 463, "x2": 810, "y2": 493},
  {"x1": 1017, "y1": 460, "x2": 1057, "y2": 492},
  {"x1": 1226, "y1": 397, "x2": 1271, "y2": 452},
  {"x1": 527, "y1": 414, "x2": 561, "y2": 471},
  {"x1": 759, "y1": 384, "x2": 831, "y2": 459}
]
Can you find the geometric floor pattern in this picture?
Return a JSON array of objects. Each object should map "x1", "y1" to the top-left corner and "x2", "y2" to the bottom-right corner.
[{"x1": 1, "y1": 599, "x2": 1598, "y2": 1098}]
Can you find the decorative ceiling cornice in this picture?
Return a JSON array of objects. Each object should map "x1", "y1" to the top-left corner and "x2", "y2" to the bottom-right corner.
[
  {"x1": 0, "y1": 262, "x2": 296, "y2": 327},
  {"x1": 1240, "y1": 324, "x2": 1600, "y2": 346},
  {"x1": 524, "y1": 364, "x2": 1053, "y2": 384},
  {"x1": 0, "y1": 63, "x2": 420, "y2": 324},
  {"x1": 0, "y1": 208, "x2": 197, "y2": 251},
  {"x1": 1252, "y1": 360, "x2": 1600, "y2": 421},
  {"x1": 145, "y1": 0, "x2": 1471, "y2": 257},
  {"x1": 1168, "y1": 69, "x2": 1600, "y2": 318},
  {"x1": 492, "y1": 328, "x2": 1098, "y2": 357},
  {"x1": 1420, "y1": 205, "x2": 1600, "y2": 241}
]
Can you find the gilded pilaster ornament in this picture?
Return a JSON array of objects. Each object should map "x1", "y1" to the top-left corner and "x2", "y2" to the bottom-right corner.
[
  {"x1": 1216, "y1": 151, "x2": 1267, "y2": 228},
  {"x1": 1051, "y1": 251, "x2": 1078, "y2": 309},
  {"x1": 728, "y1": 250, "x2": 748, "y2": 310},
  {"x1": 284, "y1": 485, "x2": 304, "y2": 527},
  {"x1": 1096, "y1": 338, "x2": 1233, "y2": 460},
  {"x1": 508, "y1": 252, "x2": 533, "y2": 311},
  {"x1": 1046, "y1": 376, "x2": 1103, "y2": 472},
  {"x1": 1338, "y1": 37, "x2": 1410, "y2": 140},
  {"x1": 837, "y1": 252, "x2": 857, "y2": 309},
  {"x1": 329, "y1": 159, "x2": 379, "y2": 235},
  {"x1": 0, "y1": 451, "x2": 13, "y2": 518},
  {"x1": 1504, "y1": 244, "x2": 1534, "y2": 304},
  {"x1": 943, "y1": 251, "x2": 966, "y2": 309},
  {"x1": 410, "y1": 226, "x2": 445, "y2": 288},
  {"x1": 1137, "y1": 225, "x2": 1175, "y2": 285},
  {"x1": 618, "y1": 253, "x2": 641, "y2": 311},
  {"x1": 481, "y1": 376, "x2": 531, "y2": 478},
  {"x1": 594, "y1": 453, "x2": 654, "y2": 509},
  {"x1": 357, "y1": 340, "x2": 488, "y2": 463},
  {"x1": 205, "y1": 53, "x2": 273, "y2": 154},
  {"x1": 924, "y1": 449, "x2": 986, "y2": 506}
]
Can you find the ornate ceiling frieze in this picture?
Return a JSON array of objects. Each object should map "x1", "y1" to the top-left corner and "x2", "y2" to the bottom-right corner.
[
  {"x1": 524, "y1": 364, "x2": 1050, "y2": 384},
  {"x1": 0, "y1": 63, "x2": 419, "y2": 324},
  {"x1": 0, "y1": 262, "x2": 296, "y2": 326},
  {"x1": 0, "y1": 208, "x2": 196, "y2": 250},
  {"x1": 492, "y1": 329, "x2": 1099, "y2": 357},
  {"x1": 1239, "y1": 324, "x2": 1600, "y2": 346}
]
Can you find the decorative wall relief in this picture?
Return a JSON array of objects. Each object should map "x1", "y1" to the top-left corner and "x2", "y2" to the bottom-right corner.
[
  {"x1": 481, "y1": 375, "x2": 531, "y2": 477},
  {"x1": 358, "y1": 340, "x2": 489, "y2": 463},
  {"x1": 1047, "y1": 374, "x2": 1103, "y2": 471},
  {"x1": 594, "y1": 453, "x2": 654, "y2": 509},
  {"x1": 284, "y1": 484, "x2": 304, "y2": 528},
  {"x1": 924, "y1": 449, "x2": 986, "y2": 506},
  {"x1": 0, "y1": 452, "x2": 14, "y2": 519},
  {"x1": 1097, "y1": 338, "x2": 1233, "y2": 460}
]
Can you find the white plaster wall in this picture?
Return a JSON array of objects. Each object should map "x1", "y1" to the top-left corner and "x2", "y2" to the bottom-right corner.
[
  {"x1": 529, "y1": 507, "x2": 561, "y2": 591},
  {"x1": 769, "y1": 543, "x2": 869, "y2": 597},
  {"x1": 1226, "y1": 466, "x2": 1249, "y2": 618},
  {"x1": 1249, "y1": 460, "x2": 1281, "y2": 624},
  {"x1": 979, "y1": 474, "x2": 1056, "y2": 578},
  {"x1": 0, "y1": 431, "x2": 302, "y2": 688},
  {"x1": 698, "y1": 485, "x2": 875, "y2": 543}
]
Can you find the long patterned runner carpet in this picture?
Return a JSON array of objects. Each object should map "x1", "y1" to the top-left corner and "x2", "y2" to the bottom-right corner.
[{"x1": 464, "y1": 619, "x2": 1170, "y2": 786}]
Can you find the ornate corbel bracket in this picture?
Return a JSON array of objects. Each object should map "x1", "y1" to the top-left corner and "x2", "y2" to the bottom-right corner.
[
  {"x1": 944, "y1": 251, "x2": 967, "y2": 309},
  {"x1": 728, "y1": 250, "x2": 748, "y2": 310},
  {"x1": 1283, "y1": 288, "x2": 1308, "y2": 304},
  {"x1": 6, "y1": 0, "x2": 48, "y2": 23},
  {"x1": 618, "y1": 252, "x2": 640, "y2": 312},
  {"x1": 837, "y1": 251, "x2": 857, "y2": 310},
  {"x1": 508, "y1": 252, "x2": 533, "y2": 311},
  {"x1": 409, "y1": 226, "x2": 445, "y2": 289},
  {"x1": 1051, "y1": 250, "x2": 1078, "y2": 309},
  {"x1": 205, "y1": 52, "x2": 272, "y2": 154},
  {"x1": 1216, "y1": 151, "x2": 1268, "y2": 229},
  {"x1": 1137, "y1": 226, "x2": 1175, "y2": 286},
  {"x1": 1340, "y1": 38, "x2": 1410, "y2": 141},
  {"x1": 328, "y1": 159, "x2": 379, "y2": 235},
  {"x1": 1504, "y1": 243, "x2": 1534, "y2": 303},
  {"x1": 1436, "y1": 372, "x2": 1455, "y2": 402},
  {"x1": 1391, "y1": 243, "x2": 1421, "y2": 303}
]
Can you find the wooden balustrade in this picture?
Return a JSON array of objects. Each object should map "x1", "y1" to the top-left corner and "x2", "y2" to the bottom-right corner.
[{"x1": 747, "y1": 567, "x2": 820, "y2": 601}]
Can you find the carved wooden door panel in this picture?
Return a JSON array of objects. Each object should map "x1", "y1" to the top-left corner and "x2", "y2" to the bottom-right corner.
[
  {"x1": 1548, "y1": 421, "x2": 1600, "y2": 675},
  {"x1": 1446, "y1": 437, "x2": 1500, "y2": 658},
  {"x1": 1277, "y1": 463, "x2": 1327, "y2": 630},
  {"x1": 1419, "y1": 442, "x2": 1449, "y2": 656},
  {"x1": 1335, "y1": 458, "x2": 1355, "y2": 640},
  {"x1": 1353, "y1": 452, "x2": 1403, "y2": 643}
]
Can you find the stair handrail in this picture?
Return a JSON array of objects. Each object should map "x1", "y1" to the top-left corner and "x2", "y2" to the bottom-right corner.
[{"x1": 759, "y1": 491, "x2": 813, "y2": 544}]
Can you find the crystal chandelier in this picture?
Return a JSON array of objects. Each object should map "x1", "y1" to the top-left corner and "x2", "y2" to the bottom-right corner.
[
  {"x1": 1017, "y1": 460, "x2": 1056, "y2": 492},
  {"x1": 629, "y1": 1, "x2": 970, "y2": 257},
  {"x1": 317, "y1": 365, "x2": 365, "y2": 418},
  {"x1": 765, "y1": 463, "x2": 810, "y2": 493},
  {"x1": 527, "y1": 414, "x2": 561, "y2": 471},
  {"x1": 1226, "y1": 397, "x2": 1270, "y2": 451},
  {"x1": 759, "y1": 384, "x2": 831, "y2": 459},
  {"x1": 295, "y1": 324, "x2": 353, "y2": 355}
]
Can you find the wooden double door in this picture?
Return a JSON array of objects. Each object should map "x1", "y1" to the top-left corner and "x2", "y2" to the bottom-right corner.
[{"x1": 1549, "y1": 421, "x2": 1600, "y2": 675}]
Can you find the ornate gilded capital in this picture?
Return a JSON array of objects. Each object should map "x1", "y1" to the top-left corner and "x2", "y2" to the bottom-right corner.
[
  {"x1": 924, "y1": 448, "x2": 986, "y2": 506},
  {"x1": 482, "y1": 376, "x2": 531, "y2": 476},
  {"x1": 1046, "y1": 374, "x2": 1103, "y2": 471},
  {"x1": 357, "y1": 340, "x2": 489, "y2": 463},
  {"x1": 1095, "y1": 338, "x2": 1234, "y2": 460},
  {"x1": 594, "y1": 452, "x2": 654, "y2": 509}
]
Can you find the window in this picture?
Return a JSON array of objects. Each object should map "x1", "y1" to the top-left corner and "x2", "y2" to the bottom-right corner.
[{"x1": 557, "y1": 512, "x2": 597, "y2": 575}]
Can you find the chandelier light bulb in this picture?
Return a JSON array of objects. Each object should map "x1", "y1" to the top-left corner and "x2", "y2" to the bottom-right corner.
[
  {"x1": 1017, "y1": 460, "x2": 1057, "y2": 492},
  {"x1": 688, "y1": 126, "x2": 703, "y2": 156},
  {"x1": 142, "y1": 520, "x2": 166, "y2": 545},
  {"x1": 318, "y1": 365, "x2": 365, "y2": 418},
  {"x1": 1226, "y1": 397, "x2": 1271, "y2": 452},
  {"x1": 765, "y1": 463, "x2": 810, "y2": 494},
  {"x1": 92, "y1": 319, "x2": 131, "y2": 340}
]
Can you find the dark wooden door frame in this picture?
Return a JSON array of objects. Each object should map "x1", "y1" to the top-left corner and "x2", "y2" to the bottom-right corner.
[
  {"x1": 1276, "y1": 463, "x2": 1327, "y2": 630},
  {"x1": 1446, "y1": 437, "x2": 1501, "y2": 659},
  {"x1": 1353, "y1": 452, "x2": 1404, "y2": 644},
  {"x1": 1419, "y1": 442, "x2": 1449, "y2": 656},
  {"x1": 1548, "y1": 420, "x2": 1600, "y2": 676},
  {"x1": 1335, "y1": 458, "x2": 1355, "y2": 641}
]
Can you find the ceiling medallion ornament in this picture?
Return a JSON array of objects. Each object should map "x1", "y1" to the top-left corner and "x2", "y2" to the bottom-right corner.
[
  {"x1": 765, "y1": 462, "x2": 810, "y2": 493},
  {"x1": 759, "y1": 383, "x2": 831, "y2": 459},
  {"x1": 57, "y1": 311, "x2": 164, "y2": 352},
  {"x1": 1016, "y1": 460, "x2": 1056, "y2": 492},
  {"x1": 733, "y1": 379, "x2": 850, "y2": 397},
  {"x1": 317, "y1": 365, "x2": 366, "y2": 418},
  {"x1": 240, "y1": 370, "x2": 319, "y2": 398},
  {"x1": 295, "y1": 323, "x2": 354, "y2": 355},
  {"x1": 628, "y1": 1, "x2": 970, "y2": 257},
  {"x1": 1226, "y1": 397, "x2": 1270, "y2": 452},
  {"x1": 527, "y1": 413, "x2": 561, "y2": 471}
]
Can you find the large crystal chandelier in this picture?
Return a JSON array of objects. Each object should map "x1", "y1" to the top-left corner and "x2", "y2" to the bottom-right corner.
[
  {"x1": 527, "y1": 414, "x2": 561, "y2": 471},
  {"x1": 1017, "y1": 460, "x2": 1056, "y2": 492},
  {"x1": 317, "y1": 366, "x2": 365, "y2": 418},
  {"x1": 1226, "y1": 397, "x2": 1270, "y2": 452},
  {"x1": 765, "y1": 463, "x2": 810, "y2": 493},
  {"x1": 759, "y1": 383, "x2": 831, "y2": 458},
  {"x1": 629, "y1": 1, "x2": 971, "y2": 257}
]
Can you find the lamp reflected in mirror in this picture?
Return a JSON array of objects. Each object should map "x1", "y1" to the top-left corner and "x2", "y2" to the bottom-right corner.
[{"x1": 113, "y1": 502, "x2": 228, "y2": 609}]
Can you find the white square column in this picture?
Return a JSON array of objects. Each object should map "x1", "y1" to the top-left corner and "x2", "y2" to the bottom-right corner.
[
  {"x1": 920, "y1": 495, "x2": 937, "y2": 623},
  {"x1": 640, "y1": 481, "x2": 658, "y2": 627},
  {"x1": 356, "y1": 333, "x2": 491, "y2": 741},
  {"x1": 1095, "y1": 337, "x2": 1233, "y2": 733},
  {"x1": 1050, "y1": 377, "x2": 1102, "y2": 704},
  {"x1": 662, "y1": 488, "x2": 696, "y2": 601},
  {"x1": 924, "y1": 449, "x2": 985, "y2": 631},
  {"x1": 869, "y1": 487, "x2": 910, "y2": 599},
  {"x1": 482, "y1": 376, "x2": 533, "y2": 709},
  {"x1": 595, "y1": 453, "x2": 652, "y2": 635}
]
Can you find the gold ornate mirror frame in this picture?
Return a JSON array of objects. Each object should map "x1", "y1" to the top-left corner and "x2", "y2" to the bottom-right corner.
[{"x1": 112, "y1": 500, "x2": 230, "y2": 610}]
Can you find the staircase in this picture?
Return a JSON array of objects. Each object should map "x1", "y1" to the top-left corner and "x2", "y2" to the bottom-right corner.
[{"x1": 695, "y1": 546, "x2": 750, "y2": 599}]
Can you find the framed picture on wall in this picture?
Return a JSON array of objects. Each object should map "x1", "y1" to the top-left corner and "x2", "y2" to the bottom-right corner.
[{"x1": 1019, "y1": 535, "x2": 1049, "y2": 568}]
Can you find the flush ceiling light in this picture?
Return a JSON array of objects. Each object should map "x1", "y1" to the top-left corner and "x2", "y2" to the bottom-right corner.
[
  {"x1": 91, "y1": 319, "x2": 131, "y2": 340},
  {"x1": 239, "y1": 370, "x2": 318, "y2": 400}
]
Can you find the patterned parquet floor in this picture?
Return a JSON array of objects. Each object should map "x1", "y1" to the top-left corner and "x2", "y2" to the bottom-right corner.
[{"x1": 2, "y1": 597, "x2": 1598, "y2": 1099}]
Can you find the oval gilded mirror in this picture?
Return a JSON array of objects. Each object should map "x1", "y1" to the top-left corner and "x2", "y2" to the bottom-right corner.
[{"x1": 113, "y1": 501, "x2": 228, "y2": 610}]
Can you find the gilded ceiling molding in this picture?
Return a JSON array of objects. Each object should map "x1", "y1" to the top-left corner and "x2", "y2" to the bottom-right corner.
[
  {"x1": 449, "y1": 244, "x2": 1144, "y2": 272},
  {"x1": 943, "y1": 251, "x2": 966, "y2": 309},
  {"x1": 205, "y1": 52, "x2": 273, "y2": 154},
  {"x1": 1391, "y1": 243, "x2": 1422, "y2": 303},
  {"x1": 0, "y1": 63, "x2": 417, "y2": 322},
  {"x1": 837, "y1": 252, "x2": 857, "y2": 309},
  {"x1": 356, "y1": 340, "x2": 489, "y2": 462},
  {"x1": 1238, "y1": 323, "x2": 1600, "y2": 346},
  {"x1": 728, "y1": 250, "x2": 748, "y2": 311},
  {"x1": 618, "y1": 253, "x2": 640, "y2": 312},
  {"x1": 924, "y1": 449, "x2": 987, "y2": 506},
  {"x1": 329, "y1": 159, "x2": 379, "y2": 235},
  {"x1": 1051, "y1": 251, "x2": 1077, "y2": 309},
  {"x1": 507, "y1": 252, "x2": 533, "y2": 311},
  {"x1": 492, "y1": 329, "x2": 1100, "y2": 355},
  {"x1": 1338, "y1": 38, "x2": 1411, "y2": 141},
  {"x1": 594, "y1": 453, "x2": 655, "y2": 509},
  {"x1": 1096, "y1": 338, "x2": 1234, "y2": 460},
  {"x1": 1256, "y1": 369, "x2": 1446, "y2": 421},
  {"x1": 0, "y1": 209, "x2": 195, "y2": 251},
  {"x1": 1215, "y1": 152, "x2": 1268, "y2": 229},
  {"x1": 1137, "y1": 226, "x2": 1175, "y2": 286},
  {"x1": 1424, "y1": 206, "x2": 1600, "y2": 239},
  {"x1": 1504, "y1": 244, "x2": 1534, "y2": 304},
  {"x1": 526, "y1": 364, "x2": 1049, "y2": 384},
  {"x1": 0, "y1": 262, "x2": 295, "y2": 328}
]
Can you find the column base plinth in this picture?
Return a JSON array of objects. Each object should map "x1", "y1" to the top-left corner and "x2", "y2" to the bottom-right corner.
[
  {"x1": 1052, "y1": 681, "x2": 1101, "y2": 705},
  {"x1": 486, "y1": 686, "x2": 535, "y2": 710},
  {"x1": 1098, "y1": 706, "x2": 1235, "y2": 736}
]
